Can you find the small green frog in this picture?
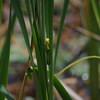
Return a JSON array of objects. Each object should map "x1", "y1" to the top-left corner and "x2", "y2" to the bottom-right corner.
[{"x1": 45, "y1": 38, "x2": 50, "y2": 65}]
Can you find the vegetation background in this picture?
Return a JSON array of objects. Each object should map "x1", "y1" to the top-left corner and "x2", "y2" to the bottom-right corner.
[{"x1": 0, "y1": 0, "x2": 100, "y2": 100}]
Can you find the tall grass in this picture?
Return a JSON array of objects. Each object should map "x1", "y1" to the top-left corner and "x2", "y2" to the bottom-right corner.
[
  {"x1": 82, "y1": 0, "x2": 100, "y2": 100},
  {"x1": 0, "y1": 0, "x2": 100, "y2": 100},
  {"x1": 12, "y1": 0, "x2": 71, "y2": 100},
  {"x1": 0, "y1": 0, "x2": 71, "y2": 100}
]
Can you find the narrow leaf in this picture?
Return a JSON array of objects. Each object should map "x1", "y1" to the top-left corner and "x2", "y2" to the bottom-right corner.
[
  {"x1": 12, "y1": 0, "x2": 34, "y2": 65},
  {"x1": 46, "y1": 0, "x2": 54, "y2": 99},
  {"x1": 91, "y1": 0, "x2": 100, "y2": 29},
  {"x1": 82, "y1": 0, "x2": 100, "y2": 99},
  {"x1": 0, "y1": 85, "x2": 14, "y2": 100},
  {"x1": 0, "y1": 0, "x2": 2, "y2": 20},
  {"x1": 0, "y1": 3, "x2": 14, "y2": 100},
  {"x1": 55, "y1": 56, "x2": 100, "y2": 77},
  {"x1": 53, "y1": 76, "x2": 72, "y2": 100},
  {"x1": 54, "y1": 0, "x2": 69, "y2": 66}
]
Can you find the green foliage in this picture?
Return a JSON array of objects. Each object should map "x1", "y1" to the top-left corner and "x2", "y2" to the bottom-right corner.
[
  {"x1": 0, "y1": 85, "x2": 14, "y2": 100},
  {"x1": 55, "y1": 56, "x2": 100, "y2": 77},
  {"x1": 0, "y1": 0, "x2": 2, "y2": 20},
  {"x1": 54, "y1": 0, "x2": 69, "y2": 66},
  {"x1": 1, "y1": 0, "x2": 100, "y2": 100},
  {"x1": 54, "y1": 76, "x2": 72, "y2": 100},
  {"x1": 91, "y1": 0, "x2": 100, "y2": 29},
  {"x1": 11, "y1": 0, "x2": 71, "y2": 100},
  {"x1": 0, "y1": 4, "x2": 14, "y2": 99},
  {"x1": 83, "y1": 0, "x2": 100, "y2": 100}
]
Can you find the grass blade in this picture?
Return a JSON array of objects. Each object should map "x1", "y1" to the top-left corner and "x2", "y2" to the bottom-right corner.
[
  {"x1": 53, "y1": 76, "x2": 72, "y2": 100},
  {"x1": 0, "y1": 85, "x2": 14, "y2": 100},
  {"x1": 54, "y1": 0, "x2": 69, "y2": 66},
  {"x1": 0, "y1": 0, "x2": 2, "y2": 20},
  {"x1": 12, "y1": 0, "x2": 34, "y2": 65},
  {"x1": 0, "y1": 3, "x2": 14, "y2": 99},
  {"x1": 55, "y1": 56, "x2": 100, "y2": 77},
  {"x1": 91, "y1": 0, "x2": 100, "y2": 29},
  {"x1": 83, "y1": 0, "x2": 100, "y2": 99},
  {"x1": 46, "y1": 0, "x2": 54, "y2": 99}
]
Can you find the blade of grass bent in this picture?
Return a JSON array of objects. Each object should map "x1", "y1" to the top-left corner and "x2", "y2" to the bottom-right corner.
[
  {"x1": 53, "y1": 76, "x2": 72, "y2": 100},
  {"x1": 55, "y1": 56, "x2": 100, "y2": 77},
  {"x1": 54, "y1": 0, "x2": 69, "y2": 66}
]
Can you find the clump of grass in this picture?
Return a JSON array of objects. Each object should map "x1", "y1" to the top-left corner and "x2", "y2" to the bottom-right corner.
[
  {"x1": 0, "y1": 0, "x2": 100, "y2": 100},
  {"x1": 0, "y1": 0, "x2": 71, "y2": 100}
]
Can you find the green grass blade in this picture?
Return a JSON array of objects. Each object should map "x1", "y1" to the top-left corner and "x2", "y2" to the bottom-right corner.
[
  {"x1": 0, "y1": 3, "x2": 15, "y2": 99},
  {"x1": 54, "y1": 0, "x2": 69, "y2": 66},
  {"x1": 0, "y1": 85, "x2": 14, "y2": 100},
  {"x1": 55, "y1": 56, "x2": 100, "y2": 77},
  {"x1": 0, "y1": 0, "x2": 2, "y2": 20},
  {"x1": 91, "y1": 0, "x2": 100, "y2": 29},
  {"x1": 12, "y1": 0, "x2": 34, "y2": 65},
  {"x1": 46, "y1": 0, "x2": 54, "y2": 99},
  {"x1": 82, "y1": 0, "x2": 100, "y2": 99},
  {"x1": 53, "y1": 76, "x2": 72, "y2": 100}
]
